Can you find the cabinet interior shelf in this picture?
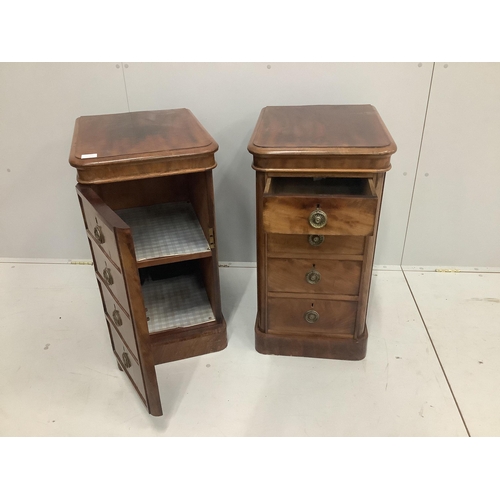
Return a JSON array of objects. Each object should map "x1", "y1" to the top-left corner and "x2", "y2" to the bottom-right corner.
[
  {"x1": 142, "y1": 272, "x2": 215, "y2": 334},
  {"x1": 116, "y1": 202, "x2": 212, "y2": 267}
]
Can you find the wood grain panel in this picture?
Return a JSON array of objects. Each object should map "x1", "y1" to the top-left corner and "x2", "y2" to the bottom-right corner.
[
  {"x1": 267, "y1": 258, "x2": 362, "y2": 295},
  {"x1": 90, "y1": 239, "x2": 130, "y2": 316},
  {"x1": 108, "y1": 320, "x2": 147, "y2": 401},
  {"x1": 78, "y1": 190, "x2": 121, "y2": 267},
  {"x1": 268, "y1": 298, "x2": 357, "y2": 335},
  {"x1": 100, "y1": 281, "x2": 138, "y2": 360},
  {"x1": 268, "y1": 234, "x2": 365, "y2": 256},
  {"x1": 263, "y1": 196, "x2": 377, "y2": 235}
]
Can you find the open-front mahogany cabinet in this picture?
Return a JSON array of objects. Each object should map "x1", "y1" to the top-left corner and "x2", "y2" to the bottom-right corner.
[{"x1": 69, "y1": 109, "x2": 227, "y2": 416}]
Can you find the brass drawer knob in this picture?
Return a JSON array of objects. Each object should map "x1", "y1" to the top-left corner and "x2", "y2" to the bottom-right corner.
[
  {"x1": 103, "y1": 264, "x2": 114, "y2": 286},
  {"x1": 308, "y1": 234, "x2": 324, "y2": 246},
  {"x1": 306, "y1": 269, "x2": 321, "y2": 284},
  {"x1": 112, "y1": 307, "x2": 122, "y2": 327},
  {"x1": 122, "y1": 352, "x2": 132, "y2": 369},
  {"x1": 93, "y1": 218, "x2": 105, "y2": 244},
  {"x1": 304, "y1": 310, "x2": 319, "y2": 323},
  {"x1": 309, "y1": 209, "x2": 327, "y2": 229}
]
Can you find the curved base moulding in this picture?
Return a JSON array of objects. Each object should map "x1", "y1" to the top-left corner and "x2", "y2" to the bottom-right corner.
[
  {"x1": 255, "y1": 320, "x2": 367, "y2": 361},
  {"x1": 151, "y1": 319, "x2": 227, "y2": 365}
]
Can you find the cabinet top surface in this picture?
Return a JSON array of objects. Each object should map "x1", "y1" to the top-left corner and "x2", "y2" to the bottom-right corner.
[
  {"x1": 248, "y1": 105, "x2": 396, "y2": 157},
  {"x1": 69, "y1": 108, "x2": 218, "y2": 169}
]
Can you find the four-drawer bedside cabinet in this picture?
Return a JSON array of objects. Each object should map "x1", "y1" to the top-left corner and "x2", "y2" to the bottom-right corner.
[
  {"x1": 69, "y1": 109, "x2": 227, "y2": 416},
  {"x1": 248, "y1": 105, "x2": 396, "y2": 360}
]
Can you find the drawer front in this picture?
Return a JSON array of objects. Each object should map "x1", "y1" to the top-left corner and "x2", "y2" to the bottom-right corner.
[
  {"x1": 268, "y1": 298, "x2": 357, "y2": 335},
  {"x1": 79, "y1": 194, "x2": 121, "y2": 267},
  {"x1": 268, "y1": 258, "x2": 362, "y2": 295},
  {"x1": 268, "y1": 234, "x2": 365, "y2": 256},
  {"x1": 263, "y1": 196, "x2": 377, "y2": 236},
  {"x1": 108, "y1": 320, "x2": 146, "y2": 401},
  {"x1": 90, "y1": 239, "x2": 130, "y2": 316},
  {"x1": 100, "y1": 281, "x2": 138, "y2": 359}
]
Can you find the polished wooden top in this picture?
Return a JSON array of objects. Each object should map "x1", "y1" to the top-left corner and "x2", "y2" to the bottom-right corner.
[
  {"x1": 248, "y1": 105, "x2": 396, "y2": 157},
  {"x1": 69, "y1": 108, "x2": 218, "y2": 168},
  {"x1": 69, "y1": 109, "x2": 219, "y2": 184}
]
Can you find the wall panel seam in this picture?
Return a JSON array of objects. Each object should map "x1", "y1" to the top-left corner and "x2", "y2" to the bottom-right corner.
[{"x1": 399, "y1": 62, "x2": 436, "y2": 266}]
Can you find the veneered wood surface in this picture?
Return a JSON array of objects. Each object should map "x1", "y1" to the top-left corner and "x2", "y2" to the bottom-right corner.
[
  {"x1": 252, "y1": 155, "x2": 391, "y2": 173},
  {"x1": 78, "y1": 183, "x2": 162, "y2": 416},
  {"x1": 255, "y1": 321, "x2": 367, "y2": 360},
  {"x1": 250, "y1": 105, "x2": 395, "y2": 360},
  {"x1": 267, "y1": 298, "x2": 358, "y2": 335},
  {"x1": 263, "y1": 196, "x2": 377, "y2": 236},
  {"x1": 114, "y1": 229, "x2": 163, "y2": 416},
  {"x1": 91, "y1": 175, "x2": 190, "y2": 210},
  {"x1": 248, "y1": 105, "x2": 396, "y2": 157},
  {"x1": 267, "y1": 234, "x2": 365, "y2": 257},
  {"x1": 194, "y1": 171, "x2": 224, "y2": 323},
  {"x1": 150, "y1": 320, "x2": 227, "y2": 364},
  {"x1": 99, "y1": 280, "x2": 137, "y2": 360},
  {"x1": 267, "y1": 258, "x2": 362, "y2": 295},
  {"x1": 78, "y1": 186, "x2": 124, "y2": 267},
  {"x1": 69, "y1": 109, "x2": 219, "y2": 184},
  {"x1": 72, "y1": 110, "x2": 226, "y2": 415},
  {"x1": 70, "y1": 109, "x2": 217, "y2": 164},
  {"x1": 108, "y1": 319, "x2": 147, "y2": 401},
  {"x1": 255, "y1": 172, "x2": 267, "y2": 331},
  {"x1": 90, "y1": 238, "x2": 130, "y2": 316},
  {"x1": 354, "y1": 172, "x2": 386, "y2": 339}
]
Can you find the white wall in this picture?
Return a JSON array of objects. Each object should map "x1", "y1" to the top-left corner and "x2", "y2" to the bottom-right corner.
[
  {"x1": 1, "y1": 62, "x2": 498, "y2": 267},
  {"x1": 0, "y1": 63, "x2": 129, "y2": 260},
  {"x1": 402, "y1": 62, "x2": 500, "y2": 268}
]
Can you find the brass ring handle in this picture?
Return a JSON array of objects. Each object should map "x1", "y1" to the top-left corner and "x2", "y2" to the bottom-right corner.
[
  {"x1": 308, "y1": 234, "x2": 324, "y2": 246},
  {"x1": 309, "y1": 209, "x2": 327, "y2": 229},
  {"x1": 306, "y1": 269, "x2": 321, "y2": 285},
  {"x1": 304, "y1": 310, "x2": 319, "y2": 323},
  {"x1": 122, "y1": 352, "x2": 132, "y2": 369},
  {"x1": 112, "y1": 307, "x2": 122, "y2": 327},
  {"x1": 93, "y1": 218, "x2": 105, "y2": 244},
  {"x1": 103, "y1": 265, "x2": 114, "y2": 286}
]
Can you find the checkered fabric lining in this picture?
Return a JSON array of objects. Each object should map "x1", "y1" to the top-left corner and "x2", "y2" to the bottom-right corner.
[
  {"x1": 116, "y1": 202, "x2": 210, "y2": 261},
  {"x1": 142, "y1": 274, "x2": 215, "y2": 333}
]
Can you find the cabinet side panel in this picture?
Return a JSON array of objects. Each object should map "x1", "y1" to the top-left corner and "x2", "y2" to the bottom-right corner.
[
  {"x1": 115, "y1": 229, "x2": 163, "y2": 416},
  {"x1": 355, "y1": 173, "x2": 386, "y2": 338},
  {"x1": 190, "y1": 171, "x2": 223, "y2": 323},
  {"x1": 256, "y1": 171, "x2": 267, "y2": 331}
]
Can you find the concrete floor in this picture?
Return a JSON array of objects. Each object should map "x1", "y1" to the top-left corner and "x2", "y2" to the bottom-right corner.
[{"x1": 1, "y1": 263, "x2": 498, "y2": 436}]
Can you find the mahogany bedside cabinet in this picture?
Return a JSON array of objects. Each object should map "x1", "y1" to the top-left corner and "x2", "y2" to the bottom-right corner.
[
  {"x1": 248, "y1": 105, "x2": 396, "y2": 360},
  {"x1": 69, "y1": 108, "x2": 227, "y2": 416}
]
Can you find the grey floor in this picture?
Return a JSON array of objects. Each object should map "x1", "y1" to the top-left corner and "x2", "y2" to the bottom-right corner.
[{"x1": 1, "y1": 263, "x2": 499, "y2": 436}]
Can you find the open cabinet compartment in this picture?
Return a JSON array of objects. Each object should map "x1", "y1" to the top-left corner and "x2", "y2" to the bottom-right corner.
[
  {"x1": 262, "y1": 174, "x2": 378, "y2": 237},
  {"x1": 266, "y1": 176, "x2": 376, "y2": 197},
  {"x1": 76, "y1": 170, "x2": 226, "y2": 417},
  {"x1": 139, "y1": 260, "x2": 216, "y2": 334},
  {"x1": 87, "y1": 172, "x2": 223, "y2": 328}
]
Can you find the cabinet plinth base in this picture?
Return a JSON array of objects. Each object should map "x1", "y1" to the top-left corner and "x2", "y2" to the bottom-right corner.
[
  {"x1": 255, "y1": 320, "x2": 367, "y2": 361},
  {"x1": 152, "y1": 319, "x2": 227, "y2": 365}
]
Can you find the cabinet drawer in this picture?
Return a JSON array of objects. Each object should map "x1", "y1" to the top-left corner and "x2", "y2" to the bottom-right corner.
[
  {"x1": 268, "y1": 234, "x2": 365, "y2": 256},
  {"x1": 79, "y1": 193, "x2": 121, "y2": 268},
  {"x1": 268, "y1": 297, "x2": 357, "y2": 335},
  {"x1": 108, "y1": 320, "x2": 146, "y2": 401},
  {"x1": 263, "y1": 176, "x2": 377, "y2": 236},
  {"x1": 90, "y1": 239, "x2": 130, "y2": 316},
  {"x1": 100, "y1": 281, "x2": 138, "y2": 359},
  {"x1": 268, "y1": 258, "x2": 362, "y2": 295}
]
